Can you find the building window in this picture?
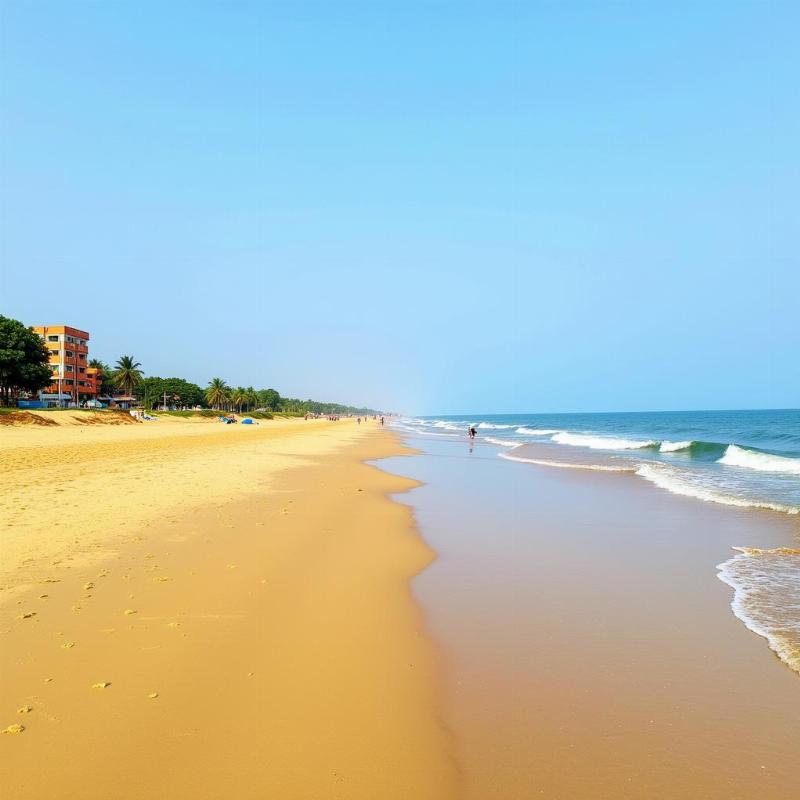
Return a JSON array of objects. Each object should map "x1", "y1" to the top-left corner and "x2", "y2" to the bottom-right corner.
[
  {"x1": 65, "y1": 365, "x2": 74, "y2": 372},
  {"x1": 79, "y1": 367, "x2": 85, "y2": 373},
  {"x1": 48, "y1": 335, "x2": 59, "y2": 342},
  {"x1": 65, "y1": 351, "x2": 74, "y2": 358},
  {"x1": 49, "y1": 349, "x2": 59, "y2": 355},
  {"x1": 65, "y1": 379, "x2": 74, "y2": 385},
  {"x1": 79, "y1": 353, "x2": 86, "y2": 360}
]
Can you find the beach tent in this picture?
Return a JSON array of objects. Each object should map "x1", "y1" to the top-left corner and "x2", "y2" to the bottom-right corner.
[{"x1": 241, "y1": 418, "x2": 255, "y2": 425}]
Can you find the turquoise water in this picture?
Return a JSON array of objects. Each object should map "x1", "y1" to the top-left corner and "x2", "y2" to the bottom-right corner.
[{"x1": 396, "y1": 409, "x2": 800, "y2": 515}]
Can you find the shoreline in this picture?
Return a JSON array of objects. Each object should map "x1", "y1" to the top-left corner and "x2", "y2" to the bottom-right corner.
[
  {"x1": 385, "y1": 430, "x2": 800, "y2": 799},
  {"x1": 1, "y1": 420, "x2": 456, "y2": 799}
]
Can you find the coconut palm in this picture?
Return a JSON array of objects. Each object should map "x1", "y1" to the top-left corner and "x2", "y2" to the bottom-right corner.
[
  {"x1": 113, "y1": 355, "x2": 143, "y2": 396},
  {"x1": 246, "y1": 386, "x2": 258, "y2": 412},
  {"x1": 206, "y1": 377, "x2": 229, "y2": 410},
  {"x1": 230, "y1": 386, "x2": 247, "y2": 413}
]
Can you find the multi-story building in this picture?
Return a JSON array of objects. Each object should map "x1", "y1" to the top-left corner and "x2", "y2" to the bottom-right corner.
[{"x1": 33, "y1": 325, "x2": 100, "y2": 406}]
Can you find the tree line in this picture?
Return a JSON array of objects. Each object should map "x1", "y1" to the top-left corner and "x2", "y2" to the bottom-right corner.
[{"x1": 0, "y1": 315, "x2": 381, "y2": 416}]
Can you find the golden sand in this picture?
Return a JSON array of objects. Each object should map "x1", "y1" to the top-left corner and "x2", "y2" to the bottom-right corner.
[{"x1": 0, "y1": 417, "x2": 455, "y2": 799}]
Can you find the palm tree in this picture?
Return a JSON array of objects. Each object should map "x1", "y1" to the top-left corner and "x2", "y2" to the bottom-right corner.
[
  {"x1": 113, "y1": 355, "x2": 143, "y2": 396},
  {"x1": 230, "y1": 386, "x2": 247, "y2": 413},
  {"x1": 246, "y1": 386, "x2": 257, "y2": 412},
  {"x1": 206, "y1": 377, "x2": 229, "y2": 410}
]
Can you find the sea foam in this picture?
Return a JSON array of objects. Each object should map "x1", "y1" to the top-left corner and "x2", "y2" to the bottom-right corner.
[
  {"x1": 499, "y1": 452, "x2": 634, "y2": 472},
  {"x1": 515, "y1": 427, "x2": 560, "y2": 436},
  {"x1": 718, "y1": 444, "x2": 800, "y2": 475},
  {"x1": 635, "y1": 464, "x2": 799, "y2": 515},
  {"x1": 718, "y1": 547, "x2": 800, "y2": 675},
  {"x1": 551, "y1": 432, "x2": 657, "y2": 450},
  {"x1": 659, "y1": 440, "x2": 694, "y2": 453}
]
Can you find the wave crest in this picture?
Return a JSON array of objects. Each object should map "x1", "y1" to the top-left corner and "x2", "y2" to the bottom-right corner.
[{"x1": 718, "y1": 444, "x2": 800, "y2": 475}]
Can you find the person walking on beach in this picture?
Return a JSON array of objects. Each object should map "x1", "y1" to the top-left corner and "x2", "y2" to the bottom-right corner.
[{"x1": 468, "y1": 425, "x2": 477, "y2": 440}]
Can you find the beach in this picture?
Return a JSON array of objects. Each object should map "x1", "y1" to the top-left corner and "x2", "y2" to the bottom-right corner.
[
  {"x1": 0, "y1": 416, "x2": 455, "y2": 799},
  {"x1": 3, "y1": 411, "x2": 800, "y2": 799}
]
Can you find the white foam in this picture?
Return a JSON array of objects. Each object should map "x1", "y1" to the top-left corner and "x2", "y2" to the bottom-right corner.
[
  {"x1": 718, "y1": 444, "x2": 800, "y2": 475},
  {"x1": 430, "y1": 421, "x2": 466, "y2": 431},
  {"x1": 635, "y1": 464, "x2": 799, "y2": 515},
  {"x1": 499, "y1": 452, "x2": 634, "y2": 472},
  {"x1": 717, "y1": 547, "x2": 800, "y2": 675},
  {"x1": 484, "y1": 437, "x2": 520, "y2": 448},
  {"x1": 515, "y1": 427, "x2": 560, "y2": 436},
  {"x1": 476, "y1": 422, "x2": 514, "y2": 429},
  {"x1": 659, "y1": 440, "x2": 694, "y2": 453},
  {"x1": 552, "y1": 432, "x2": 657, "y2": 450}
]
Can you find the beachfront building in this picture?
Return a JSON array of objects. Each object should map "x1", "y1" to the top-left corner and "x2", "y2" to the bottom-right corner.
[{"x1": 33, "y1": 325, "x2": 100, "y2": 407}]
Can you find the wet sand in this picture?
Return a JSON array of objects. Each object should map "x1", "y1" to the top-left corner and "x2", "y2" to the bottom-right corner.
[
  {"x1": 0, "y1": 419, "x2": 456, "y2": 799},
  {"x1": 382, "y1": 435, "x2": 800, "y2": 799}
]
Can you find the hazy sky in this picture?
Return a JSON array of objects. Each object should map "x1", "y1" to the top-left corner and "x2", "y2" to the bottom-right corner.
[{"x1": 2, "y1": 1, "x2": 797, "y2": 414}]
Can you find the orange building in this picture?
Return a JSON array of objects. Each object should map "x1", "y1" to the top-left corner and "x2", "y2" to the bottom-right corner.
[{"x1": 33, "y1": 325, "x2": 100, "y2": 405}]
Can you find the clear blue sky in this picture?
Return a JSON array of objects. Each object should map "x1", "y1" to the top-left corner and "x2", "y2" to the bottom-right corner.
[{"x1": 1, "y1": 1, "x2": 797, "y2": 414}]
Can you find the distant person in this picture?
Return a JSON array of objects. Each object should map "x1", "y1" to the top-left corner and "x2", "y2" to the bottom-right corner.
[
  {"x1": 380, "y1": 416, "x2": 384, "y2": 426},
  {"x1": 468, "y1": 425, "x2": 477, "y2": 440},
  {"x1": 357, "y1": 417, "x2": 361, "y2": 424}
]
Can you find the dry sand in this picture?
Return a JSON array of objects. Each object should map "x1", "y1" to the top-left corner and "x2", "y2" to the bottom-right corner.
[{"x1": 0, "y1": 416, "x2": 456, "y2": 799}]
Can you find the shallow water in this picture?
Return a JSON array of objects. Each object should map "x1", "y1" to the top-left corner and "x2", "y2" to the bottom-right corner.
[{"x1": 381, "y1": 430, "x2": 800, "y2": 799}]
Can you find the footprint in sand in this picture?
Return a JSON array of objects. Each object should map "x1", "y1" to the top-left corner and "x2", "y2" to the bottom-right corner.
[
  {"x1": 124, "y1": 609, "x2": 137, "y2": 615},
  {"x1": 61, "y1": 642, "x2": 76, "y2": 649},
  {"x1": 147, "y1": 693, "x2": 159, "y2": 699},
  {"x1": 92, "y1": 682, "x2": 111, "y2": 689},
  {"x1": 2, "y1": 724, "x2": 25, "y2": 735},
  {"x1": 83, "y1": 582, "x2": 95, "y2": 591},
  {"x1": 17, "y1": 706, "x2": 32, "y2": 715},
  {"x1": 18, "y1": 611, "x2": 36, "y2": 619}
]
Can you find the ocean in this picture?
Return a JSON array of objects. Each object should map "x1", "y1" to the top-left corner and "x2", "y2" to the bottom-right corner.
[
  {"x1": 393, "y1": 408, "x2": 800, "y2": 677},
  {"x1": 396, "y1": 409, "x2": 800, "y2": 515}
]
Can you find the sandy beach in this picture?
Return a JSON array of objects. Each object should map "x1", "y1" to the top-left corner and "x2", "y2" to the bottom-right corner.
[{"x1": 0, "y1": 416, "x2": 455, "y2": 799}]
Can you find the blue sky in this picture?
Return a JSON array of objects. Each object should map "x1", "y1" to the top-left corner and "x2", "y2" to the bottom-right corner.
[{"x1": 1, "y1": 1, "x2": 797, "y2": 414}]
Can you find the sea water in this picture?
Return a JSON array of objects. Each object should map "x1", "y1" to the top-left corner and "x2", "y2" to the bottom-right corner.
[
  {"x1": 394, "y1": 408, "x2": 800, "y2": 675},
  {"x1": 397, "y1": 409, "x2": 800, "y2": 514}
]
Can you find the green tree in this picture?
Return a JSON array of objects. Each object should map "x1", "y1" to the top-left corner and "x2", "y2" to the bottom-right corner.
[
  {"x1": 136, "y1": 377, "x2": 205, "y2": 409},
  {"x1": 258, "y1": 388, "x2": 281, "y2": 411},
  {"x1": 205, "y1": 377, "x2": 229, "y2": 410},
  {"x1": 0, "y1": 316, "x2": 52, "y2": 406},
  {"x1": 113, "y1": 355, "x2": 144, "y2": 396}
]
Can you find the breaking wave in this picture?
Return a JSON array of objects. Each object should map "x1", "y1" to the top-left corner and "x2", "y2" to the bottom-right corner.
[
  {"x1": 516, "y1": 427, "x2": 561, "y2": 436},
  {"x1": 719, "y1": 444, "x2": 800, "y2": 475},
  {"x1": 659, "y1": 440, "x2": 694, "y2": 453},
  {"x1": 551, "y1": 432, "x2": 657, "y2": 450}
]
